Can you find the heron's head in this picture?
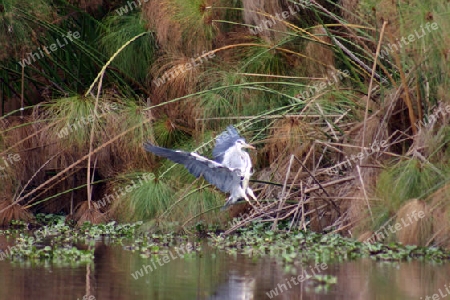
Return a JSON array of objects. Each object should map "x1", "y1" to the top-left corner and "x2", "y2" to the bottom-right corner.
[{"x1": 235, "y1": 138, "x2": 255, "y2": 150}]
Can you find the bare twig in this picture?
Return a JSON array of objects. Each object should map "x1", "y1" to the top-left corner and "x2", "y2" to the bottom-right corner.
[
  {"x1": 272, "y1": 155, "x2": 295, "y2": 231},
  {"x1": 362, "y1": 20, "x2": 388, "y2": 147},
  {"x1": 356, "y1": 165, "x2": 373, "y2": 223},
  {"x1": 87, "y1": 70, "x2": 105, "y2": 209},
  {"x1": 293, "y1": 156, "x2": 341, "y2": 215}
]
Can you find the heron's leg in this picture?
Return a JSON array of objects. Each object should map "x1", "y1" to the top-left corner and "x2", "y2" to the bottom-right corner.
[
  {"x1": 246, "y1": 188, "x2": 257, "y2": 200},
  {"x1": 241, "y1": 195, "x2": 261, "y2": 212},
  {"x1": 221, "y1": 194, "x2": 259, "y2": 212},
  {"x1": 246, "y1": 188, "x2": 260, "y2": 206},
  {"x1": 220, "y1": 196, "x2": 234, "y2": 211}
]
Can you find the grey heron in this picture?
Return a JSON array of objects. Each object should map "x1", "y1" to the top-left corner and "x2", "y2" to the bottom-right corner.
[{"x1": 143, "y1": 126, "x2": 258, "y2": 210}]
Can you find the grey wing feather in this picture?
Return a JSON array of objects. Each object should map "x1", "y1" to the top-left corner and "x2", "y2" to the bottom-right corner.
[
  {"x1": 144, "y1": 143, "x2": 240, "y2": 193},
  {"x1": 212, "y1": 125, "x2": 242, "y2": 163}
]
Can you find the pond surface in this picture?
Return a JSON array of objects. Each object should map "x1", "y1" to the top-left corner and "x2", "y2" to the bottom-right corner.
[{"x1": 1, "y1": 236, "x2": 450, "y2": 300}]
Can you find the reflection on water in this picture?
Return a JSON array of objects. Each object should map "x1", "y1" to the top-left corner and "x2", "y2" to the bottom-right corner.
[{"x1": 0, "y1": 236, "x2": 449, "y2": 300}]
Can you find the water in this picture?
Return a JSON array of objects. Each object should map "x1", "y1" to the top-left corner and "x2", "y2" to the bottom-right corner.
[{"x1": 1, "y1": 236, "x2": 449, "y2": 300}]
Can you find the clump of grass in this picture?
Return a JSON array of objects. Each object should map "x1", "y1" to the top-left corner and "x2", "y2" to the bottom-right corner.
[
  {"x1": 365, "y1": 158, "x2": 447, "y2": 243},
  {"x1": 152, "y1": 117, "x2": 192, "y2": 148},
  {"x1": 143, "y1": 0, "x2": 217, "y2": 54},
  {"x1": 107, "y1": 167, "x2": 228, "y2": 228},
  {"x1": 109, "y1": 172, "x2": 174, "y2": 222},
  {"x1": 376, "y1": 159, "x2": 444, "y2": 212},
  {"x1": 264, "y1": 118, "x2": 321, "y2": 170},
  {"x1": 9, "y1": 95, "x2": 153, "y2": 217},
  {"x1": 43, "y1": 96, "x2": 105, "y2": 147},
  {"x1": 426, "y1": 183, "x2": 450, "y2": 248},
  {"x1": 395, "y1": 199, "x2": 432, "y2": 246},
  {"x1": 0, "y1": 0, "x2": 53, "y2": 61},
  {"x1": 0, "y1": 199, "x2": 33, "y2": 227},
  {"x1": 101, "y1": 98, "x2": 154, "y2": 175},
  {"x1": 73, "y1": 201, "x2": 107, "y2": 226},
  {"x1": 100, "y1": 13, "x2": 157, "y2": 83},
  {"x1": 166, "y1": 187, "x2": 226, "y2": 227}
]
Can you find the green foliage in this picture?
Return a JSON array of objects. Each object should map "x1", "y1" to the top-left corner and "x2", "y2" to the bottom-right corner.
[
  {"x1": 42, "y1": 95, "x2": 150, "y2": 153},
  {"x1": 109, "y1": 167, "x2": 226, "y2": 226},
  {"x1": 0, "y1": 0, "x2": 53, "y2": 60},
  {"x1": 152, "y1": 117, "x2": 192, "y2": 148},
  {"x1": 100, "y1": 13, "x2": 156, "y2": 83},
  {"x1": 197, "y1": 70, "x2": 295, "y2": 121},
  {"x1": 0, "y1": 1, "x2": 140, "y2": 107},
  {"x1": 197, "y1": 70, "x2": 254, "y2": 118},
  {"x1": 241, "y1": 40, "x2": 294, "y2": 76},
  {"x1": 0, "y1": 215, "x2": 142, "y2": 265},
  {"x1": 209, "y1": 224, "x2": 450, "y2": 263},
  {"x1": 1, "y1": 0, "x2": 449, "y2": 240},
  {"x1": 376, "y1": 158, "x2": 447, "y2": 211},
  {"x1": 169, "y1": 186, "x2": 224, "y2": 223},
  {"x1": 44, "y1": 96, "x2": 107, "y2": 145},
  {"x1": 169, "y1": 0, "x2": 216, "y2": 53},
  {"x1": 113, "y1": 172, "x2": 174, "y2": 222},
  {"x1": 398, "y1": 0, "x2": 450, "y2": 107},
  {"x1": 108, "y1": 98, "x2": 154, "y2": 150}
]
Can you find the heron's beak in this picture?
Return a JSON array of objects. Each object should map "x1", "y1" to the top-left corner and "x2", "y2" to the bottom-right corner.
[{"x1": 243, "y1": 143, "x2": 256, "y2": 150}]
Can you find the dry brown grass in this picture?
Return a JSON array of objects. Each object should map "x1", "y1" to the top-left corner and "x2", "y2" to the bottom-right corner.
[
  {"x1": 427, "y1": 183, "x2": 450, "y2": 248},
  {"x1": 0, "y1": 95, "x2": 154, "y2": 223},
  {"x1": 98, "y1": 100, "x2": 154, "y2": 177},
  {"x1": 346, "y1": 189, "x2": 374, "y2": 238},
  {"x1": 395, "y1": 199, "x2": 432, "y2": 246},
  {"x1": 142, "y1": 0, "x2": 182, "y2": 51},
  {"x1": 339, "y1": 0, "x2": 362, "y2": 25},
  {"x1": 148, "y1": 49, "x2": 217, "y2": 132},
  {"x1": 73, "y1": 201, "x2": 107, "y2": 226},
  {"x1": 263, "y1": 117, "x2": 324, "y2": 172},
  {"x1": 0, "y1": 111, "x2": 91, "y2": 214},
  {"x1": 150, "y1": 50, "x2": 205, "y2": 104},
  {"x1": 142, "y1": 0, "x2": 218, "y2": 54},
  {"x1": 340, "y1": 114, "x2": 385, "y2": 233},
  {"x1": 242, "y1": 0, "x2": 289, "y2": 42},
  {"x1": 304, "y1": 27, "x2": 335, "y2": 77},
  {"x1": 0, "y1": 199, "x2": 33, "y2": 227},
  {"x1": 1, "y1": 116, "x2": 46, "y2": 185},
  {"x1": 358, "y1": 231, "x2": 377, "y2": 243}
]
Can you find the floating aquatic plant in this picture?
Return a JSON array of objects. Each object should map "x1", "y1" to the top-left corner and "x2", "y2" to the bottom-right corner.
[
  {"x1": 0, "y1": 214, "x2": 143, "y2": 265},
  {"x1": 208, "y1": 223, "x2": 450, "y2": 264}
]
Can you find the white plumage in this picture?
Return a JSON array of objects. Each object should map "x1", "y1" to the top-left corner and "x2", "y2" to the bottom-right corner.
[{"x1": 144, "y1": 126, "x2": 257, "y2": 209}]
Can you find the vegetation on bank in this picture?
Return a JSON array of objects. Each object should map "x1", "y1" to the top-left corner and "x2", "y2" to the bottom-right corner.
[
  {"x1": 0, "y1": 214, "x2": 141, "y2": 265},
  {"x1": 1, "y1": 215, "x2": 449, "y2": 268},
  {"x1": 0, "y1": 0, "x2": 449, "y2": 249}
]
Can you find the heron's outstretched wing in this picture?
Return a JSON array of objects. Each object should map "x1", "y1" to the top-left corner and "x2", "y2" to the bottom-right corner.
[
  {"x1": 144, "y1": 143, "x2": 241, "y2": 193},
  {"x1": 212, "y1": 125, "x2": 242, "y2": 163}
]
